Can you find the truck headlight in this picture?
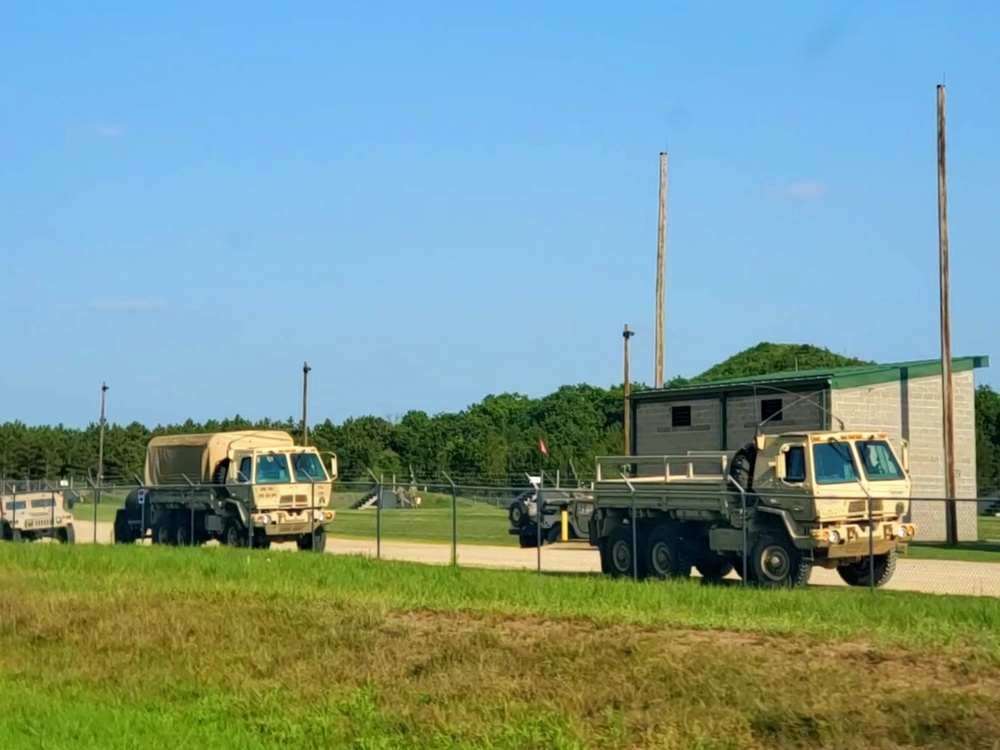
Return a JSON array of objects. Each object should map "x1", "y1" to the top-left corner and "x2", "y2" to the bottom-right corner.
[
  {"x1": 897, "y1": 525, "x2": 907, "y2": 538},
  {"x1": 827, "y1": 530, "x2": 840, "y2": 543},
  {"x1": 261, "y1": 514, "x2": 271, "y2": 525}
]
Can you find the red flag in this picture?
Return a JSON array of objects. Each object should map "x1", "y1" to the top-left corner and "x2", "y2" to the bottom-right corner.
[{"x1": 539, "y1": 439, "x2": 548, "y2": 456}]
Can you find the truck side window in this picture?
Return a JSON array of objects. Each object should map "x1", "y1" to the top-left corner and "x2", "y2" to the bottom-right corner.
[
  {"x1": 785, "y1": 446, "x2": 806, "y2": 483},
  {"x1": 238, "y1": 457, "x2": 252, "y2": 483}
]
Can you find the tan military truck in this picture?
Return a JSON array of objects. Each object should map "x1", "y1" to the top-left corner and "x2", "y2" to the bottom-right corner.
[
  {"x1": 1, "y1": 489, "x2": 76, "y2": 543},
  {"x1": 588, "y1": 430, "x2": 915, "y2": 588},
  {"x1": 113, "y1": 430, "x2": 338, "y2": 551}
]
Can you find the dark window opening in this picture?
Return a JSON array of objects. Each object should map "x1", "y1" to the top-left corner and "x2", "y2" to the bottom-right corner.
[
  {"x1": 671, "y1": 405, "x2": 692, "y2": 428},
  {"x1": 761, "y1": 398, "x2": 783, "y2": 422},
  {"x1": 784, "y1": 446, "x2": 806, "y2": 483}
]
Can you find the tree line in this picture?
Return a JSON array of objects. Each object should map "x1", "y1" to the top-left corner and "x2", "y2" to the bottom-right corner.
[{"x1": 2, "y1": 343, "x2": 998, "y2": 494}]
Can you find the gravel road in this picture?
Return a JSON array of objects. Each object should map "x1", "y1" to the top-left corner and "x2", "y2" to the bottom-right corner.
[{"x1": 70, "y1": 519, "x2": 1000, "y2": 597}]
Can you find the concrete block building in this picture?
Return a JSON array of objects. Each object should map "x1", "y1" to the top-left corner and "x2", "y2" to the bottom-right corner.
[{"x1": 627, "y1": 356, "x2": 990, "y2": 542}]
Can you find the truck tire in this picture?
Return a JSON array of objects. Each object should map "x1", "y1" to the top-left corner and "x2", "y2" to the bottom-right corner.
[
  {"x1": 57, "y1": 525, "x2": 76, "y2": 544},
  {"x1": 221, "y1": 519, "x2": 248, "y2": 547},
  {"x1": 643, "y1": 523, "x2": 690, "y2": 580},
  {"x1": 508, "y1": 499, "x2": 528, "y2": 528},
  {"x1": 695, "y1": 555, "x2": 734, "y2": 581},
  {"x1": 113, "y1": 510, "x2": 134, "y2": 544},
  {"x1": 750, "y1": 532, "x2": 811, "y2": 588},
  {"x1": 836, "y1": 549, "x2": 897, "y2": 588},
  {"x1": 605, "y1": 524, "x2": 643, "y2": 579},
  {"x1": 296, "y1": 526, "x2": 325, "y2": 552}
]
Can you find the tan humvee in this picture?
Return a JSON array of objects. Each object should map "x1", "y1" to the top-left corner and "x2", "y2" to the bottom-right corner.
[{"x1": 1, "y1": 489, "x2": 76, "y2": 543}]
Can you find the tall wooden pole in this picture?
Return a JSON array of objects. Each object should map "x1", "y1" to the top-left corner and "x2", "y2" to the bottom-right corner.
[
  {"x1": 301, "y1": 361, "x2": 311, "y2": 446},
  {"x1": 623, "y1": 324, "x2": 635, "y2": 455},
  {"x1": 655, "y1": 151, "x2": 667, "y2": 389},
  {"x1": 937, "y1": 83, "x2": 958, "y2": 546}
]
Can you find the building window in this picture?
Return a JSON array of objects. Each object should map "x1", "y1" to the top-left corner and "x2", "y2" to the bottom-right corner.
[
  {"x1": 761, "y1": 398, "x2": 783, "y2": 422},
  {"x1": 671, "y1": 405, "x2": 692, "y2": 428}
]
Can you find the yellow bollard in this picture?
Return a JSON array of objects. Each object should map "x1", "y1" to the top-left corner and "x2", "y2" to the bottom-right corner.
[{"x1": 560, "y1": 509, "x2": 569, "y2": 542}]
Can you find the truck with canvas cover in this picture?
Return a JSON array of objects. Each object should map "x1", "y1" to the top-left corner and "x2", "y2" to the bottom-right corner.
[
  {"x1": 587, "y1": 430, "x2": 915, "y2": 588},
  {"x1": 1, "y1": 489, "x2": 76, "y2": 543},
  {"x1": 113, "y1": 430, "x2": 338, "y2": 551}
]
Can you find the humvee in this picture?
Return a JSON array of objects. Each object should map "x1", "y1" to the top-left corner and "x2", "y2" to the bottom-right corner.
[{"x1": 0, "y1": 490, "x2": 76, "y2": 543}]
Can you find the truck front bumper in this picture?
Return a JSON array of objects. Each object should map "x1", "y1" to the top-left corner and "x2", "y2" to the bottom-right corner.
[
  {"x1": 251, "y1": 509, "x2": 335, "y2": 536},
  {"x1": 807, "y1": 520, "x2": 916, "y2": 560}
]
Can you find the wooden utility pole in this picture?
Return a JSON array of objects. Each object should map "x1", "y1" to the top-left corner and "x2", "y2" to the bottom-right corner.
[
  {"x1": 937, "y1": 83, "x2": 958, "y2": 546},
  {"x1": 623, "y1": 324, "x2": 635, "y2": 455},
  {"x1": 655, "y1": 151, "x2": 668, "y2": 389},
  {"x1": 301, "y1": 361, "x2": 311, "y2": 446}
]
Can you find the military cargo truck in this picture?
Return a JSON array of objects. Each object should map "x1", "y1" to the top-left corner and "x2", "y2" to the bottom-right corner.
[
  {"x1": 113, "y1": 430, "x2": 338, "y2": 551},
  {"x1": 1, "y1": 489, "x2": 76, "y2": 543},
  {"x1": 588, "y1": 430, "x2": 915, "y2": 588},
  {"x1": 507, "y1": 488, "x2": 593, "y2": 547}
]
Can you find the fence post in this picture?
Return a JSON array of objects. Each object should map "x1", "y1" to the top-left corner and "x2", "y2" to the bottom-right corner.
[
  {"x1": 443, "y1": 472, "x2": 457, "y2": 566},
  {"x1": 868, "y1": 492, "x2": 875, "y2": 594},
  {"x1": 622, "y1": 473, "x2": 638, "y2": 581}
]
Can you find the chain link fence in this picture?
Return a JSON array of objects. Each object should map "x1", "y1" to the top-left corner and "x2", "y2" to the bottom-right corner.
[{"x1": 2, "y1": 474, "x2": 997, "y2": 596}]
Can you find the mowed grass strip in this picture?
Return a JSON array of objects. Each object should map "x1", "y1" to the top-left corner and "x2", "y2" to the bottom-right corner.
[{"x1": 1, "y1": 545, "x2": 1000, "y2": 749}]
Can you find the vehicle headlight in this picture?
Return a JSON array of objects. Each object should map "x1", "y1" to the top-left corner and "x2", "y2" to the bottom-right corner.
[
  {"x1": 897, "y1": 525, "x2": 907, "y2": 538},
  {"x1": 827, "y1": 530, "x2": 840, "y2": 543},
  {"x1": 261, "y1": 514, "x2": 271, "y2": 525}
]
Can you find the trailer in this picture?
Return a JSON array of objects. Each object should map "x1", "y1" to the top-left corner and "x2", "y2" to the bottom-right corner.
[
  {"x1": 588, "y1": 430, "x2": 916, "y2": 588},
  {"x1": 113, "y1": 430, "x2": 338, "y2": 551}
]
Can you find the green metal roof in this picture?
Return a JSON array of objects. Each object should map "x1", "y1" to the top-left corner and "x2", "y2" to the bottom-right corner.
[{"x1": 630, "y1": 355, "x2": 990, "y2": 402}]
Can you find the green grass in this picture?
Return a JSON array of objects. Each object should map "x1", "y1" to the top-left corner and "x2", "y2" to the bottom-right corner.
[{"x1": 1, "y1": 544, "x2": 999, "y2": 748}]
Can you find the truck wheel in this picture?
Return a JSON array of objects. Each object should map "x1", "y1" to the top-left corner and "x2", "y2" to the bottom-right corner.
[
  {"x1": 174, "y1": 520, "x2": 192, "y2": 547},
  {"x1": 508, "y1": 499, "x2": 528, "y2": 528},
  {"x1": 296, "y1": 526, "x2": 325, "y2": 552},
  {"x1": 695, "y1": 555, "x2": 734, "y2": 581},
  {"x1": 518, "y1": 534, "x2": 538, "y2": 549},
  {"x1": 836, "y1": 549, "x2": 897, "y2": 588},
  {"x1": 750, "y1": 533, "x2": 811, "y2": 588},
  {"x1": 222, "y1": 519, "x2": 247, "y2": 548},
  {"x1": 57, "y1": 525, "x2": 76, "y2": 544},
  {"x1": 643, "y1": 523, "x2": 690, "y2": 580},
  {"x1": 606, "y1": 524, "x2": 643, "y2": 579},
  {"x1": 113, "y1": 510, "x2": 134, "y2": 544}
]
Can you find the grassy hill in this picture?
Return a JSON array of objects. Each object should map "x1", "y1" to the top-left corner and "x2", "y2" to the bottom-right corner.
[{"x1": 679, "y1": 342, "x2": 871, "y2": 385}]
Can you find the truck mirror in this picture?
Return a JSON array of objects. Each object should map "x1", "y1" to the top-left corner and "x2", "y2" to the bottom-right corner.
[
  {"x1": 775, "y1": 454, "x2": 787, "y2": 480},
  {"x1": 901, "y1": 442, "x2": 910, "y2": 473},
  {"x1": 328, "y1": 454, "x2": 339, "y2": 480}
]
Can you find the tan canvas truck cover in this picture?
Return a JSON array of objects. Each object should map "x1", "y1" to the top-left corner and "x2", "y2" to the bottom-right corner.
[{"x1": 144, "y1": 430, "x2": 297, "y2": 485}]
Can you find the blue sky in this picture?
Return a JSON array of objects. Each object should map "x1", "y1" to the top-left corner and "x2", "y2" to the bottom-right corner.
[{"x1": 1, "y1": 1, "x2": 997, "y2": 428}]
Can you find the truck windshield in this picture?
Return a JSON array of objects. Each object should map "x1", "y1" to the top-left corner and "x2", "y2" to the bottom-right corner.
[
  {"x1": 855, "y1": 440, "x2": 905, "y2": 481},
  {"x1": 255, "y1": 453, "x2": 291, "y2": 483},
  {"x1": 291, "y1": 452, "x2": 328, "y2": 482},
  {"x1": 811, "y1": 441, "x2": 860, "y2": 485}
]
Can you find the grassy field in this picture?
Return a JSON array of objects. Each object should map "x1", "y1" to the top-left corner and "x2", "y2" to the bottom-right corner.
[{"x1": 0, "y1": 544, "x2": 999, "y2": 749}]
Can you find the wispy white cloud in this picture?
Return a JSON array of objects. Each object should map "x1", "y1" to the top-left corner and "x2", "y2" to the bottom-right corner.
[
  {"x1": 90, "y1": 298, "x2": 165, "y2": 313},
  {"x1": 92, "y1": 122, "x2": 125, "y2": 138},
  {"x1": 775, "y1": 181, "x2": 829, "y2": 200}
]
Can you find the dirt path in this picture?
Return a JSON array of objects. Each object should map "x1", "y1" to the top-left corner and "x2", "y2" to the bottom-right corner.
[{"x1": 70, "y1": 519, "x2": 1000, "y2": 597}]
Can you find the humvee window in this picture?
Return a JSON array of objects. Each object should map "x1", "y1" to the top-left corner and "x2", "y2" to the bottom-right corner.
[
  {"x1": 856, "y1": 440, "x2": 905, "y2": 481},
  {"x1": 291, "y1": 453, "x2": 327, "y2": 482},
  {"x1": 238, "y1": 456, "x2": 252, "y2": 482},
  {"x1": 30, "y1": 497, "x2": 55, "y2": 509},
  {"x1": 812, "y1": 441, "x2": 860, "y2": 484}
]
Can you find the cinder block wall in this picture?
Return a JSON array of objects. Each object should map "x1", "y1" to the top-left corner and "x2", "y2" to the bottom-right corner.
[
  {"x1": 830, "y1": 370, "x2": 978, "y2": 542},
  {"x1": 725, "y1": 393, "x2": 826, "y2": 450},
  {"x1": 634, "y1": 399, "x2": 721, "y2": 458}
]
